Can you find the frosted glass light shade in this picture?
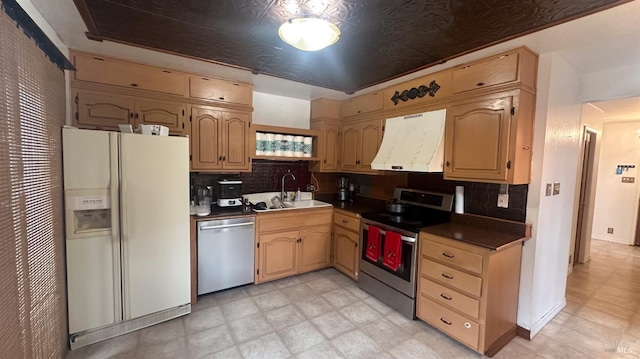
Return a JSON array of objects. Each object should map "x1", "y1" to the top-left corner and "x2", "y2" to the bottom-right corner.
[{"x1": 278, "y1": 18, "x2": 340, "y2": 51}]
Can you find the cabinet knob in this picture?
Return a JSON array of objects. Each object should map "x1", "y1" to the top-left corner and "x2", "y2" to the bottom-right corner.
[
  {"x1": 476, "y1": 82, "x2": 485, "y2": 87},
  {"x1": 324, "y1": 159, "x2": 326, "y2": 163},
  {"x1": 445, "y1": 161, "x2": 450, "y2": 167},
  {"x1": 218, "y1": 97, "x2": 225, "y2": 101},
  {"x1": 218, "y1": 156, "x2": 222, "y2": 161},
  {"x1": 134, "y1": 113, "x2": 139, "y2": 119},
  {"x1": 130, "y1": 83, "x2": 138, "y2": 87},
  {"x1": 129, "y1": 113, "x2": 134, "y2": 119},
  {"x1": 342, "y1": 219, "x2": 348, "y2": 224},
  {"x1": 355, "y1": 242, "x2": 358, "y2": 248}
]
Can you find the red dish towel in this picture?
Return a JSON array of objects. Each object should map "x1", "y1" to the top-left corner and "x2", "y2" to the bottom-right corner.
[
  {"x1": 383, "y1": 230, "x2": 402, "y2": 271},
  {"x1": 366, "y1": 225, "x2": 381, "y2": 262}
]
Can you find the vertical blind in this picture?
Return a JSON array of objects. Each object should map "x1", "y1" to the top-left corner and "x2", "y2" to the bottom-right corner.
[{"x1": 0, "y1": 8, "x2": 67, "y2": 359}]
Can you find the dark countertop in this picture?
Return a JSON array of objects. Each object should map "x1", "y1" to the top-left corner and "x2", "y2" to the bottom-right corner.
[
  {"x1": 420, "y1": 213, "x2": 531, "y2": 251},
  {"x1": 314, "y1": 194, "x2": 386, "y2": 215},
  {"x1": 191, "y1": 205, "x2": 256, "y2": 221}
]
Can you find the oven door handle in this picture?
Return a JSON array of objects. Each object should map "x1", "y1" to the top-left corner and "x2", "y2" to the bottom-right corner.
[{"x1": 361, "y1": 224, "x2": 416, "y2": 243}]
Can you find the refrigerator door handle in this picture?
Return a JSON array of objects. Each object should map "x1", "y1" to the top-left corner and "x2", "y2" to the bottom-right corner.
[{"x1": 109, "y1": 132, "x2": 123, "y2": 322}]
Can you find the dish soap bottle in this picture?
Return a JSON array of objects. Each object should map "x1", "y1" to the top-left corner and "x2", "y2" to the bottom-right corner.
[{"x1": 295, "y1": 188, "x2": 302, "y2": 202}]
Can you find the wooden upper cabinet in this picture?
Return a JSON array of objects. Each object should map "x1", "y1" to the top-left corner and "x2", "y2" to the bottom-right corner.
[
  {"x1": 444, "y1": 95, "x2": 512, "y2": 182},
  {"x1": 258, "y1": 231, "x2": 299, "y2": 282},
  {"x1": 221, "y1": 112, "x2": 250, "y2": 171},
  {"x1": 444, "y1": 90, "x2": 535, "y2": 184},
  {"x1": 190, "y1": 76, "x2": 252, "y2": 106},
  {"x1": 311, "y1": 98, "x2": 341, "y2": 120},
  {"x1": 341, "y1": 92, "x2": 384, "y2": 118},
  {"x1": 340, "y1": 124, "x2": 360, "y2": 171},
  {"x1": 135, "y1": 98, "x2": 186, "y2": 133},
  {"x1": 359, "y1": 119, "x2": 384, "y2": 171},
  {"x1": 74, "y1": 89, "x2": 134, "y2": 130},
  {"x1": 298, "y1": 225, "x2": 332, "y2": 273},
  {"x1": 191, "y1": 107, "x2": 221, "y2": 171},
  {"x1": 452, "y1": 47, "x2": 538, "y2": 94},
  {"x1": 383, "y1": 70, "x2": 453, "y2": 110},
  {"x1": 190, "y1": 106, "x2": 251, "y2": 172},
  {"x1": 340, "y1": 118, "x2": 384, "y2": 173},
  {"x1": 73, "y1": 53, "x2": 187, "y2": 96},
  {"x1": 310, "y1": 121, "x2": 340, "y2": 172}
]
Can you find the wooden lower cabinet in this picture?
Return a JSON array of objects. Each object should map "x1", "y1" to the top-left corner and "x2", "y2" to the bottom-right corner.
[
  {"x1": 332, "y1": 209, "x2": 360, "y2": 280},
  {"x1": 417, "y1": 232, "x2": 524, "y2": 357},
  {"x1": 255, "y1": 208, "x2": 332, "y2": 283},
  {"x1": 258, "y1": 231, "x2": 299, "y2": 281}
]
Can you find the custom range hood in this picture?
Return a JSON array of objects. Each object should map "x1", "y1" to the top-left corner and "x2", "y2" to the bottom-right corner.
[{"x1": 371, "y1": 109, "x2": 446, "y2": 172}]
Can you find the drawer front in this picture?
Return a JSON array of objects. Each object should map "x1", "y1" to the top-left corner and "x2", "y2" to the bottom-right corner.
[
  {"x1": 418, "y1": 296, "x2": 480, "y2": 350},
  {"x1": 258, "y1": 209, "x2": 332, "y2": 232},
  {"x1": 333, "y1": 211, "x2": 359, "y2": 232},
  {"x1": 422, "y1": 240, "x2": 483, "y2": 275},
  {"x1": 422, "y1": 259, "x2": 482, "y2": 297},
  {"x1": 452, "y1": 52, "x2": 519, "y2": 94},
  {"x1": 420, "y1": 278, "x2": 479, "y2": 319}
]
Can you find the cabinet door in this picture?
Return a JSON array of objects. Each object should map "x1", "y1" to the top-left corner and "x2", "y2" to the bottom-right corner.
[
  {"x1": 75, "y1": 90, "x2": 134, "y2": 130},
  {"x1": 444, "y1": 96, "x2": 512, "y2": 182},
  {"x1": 135, "y1": 98, "x2": 186, "y2": 134},
  {"x1": 298, "y1": 225, "x2": 332, "y2": 273},
  {"x1": 191, "y1": 107, "x2": 221, "y2": 171},
  {"x1": 333, "y1": 226, "x2": 359, "y2": 280},
  {"x1": 341, "y1": 124, "x2": 359, "y2": 171},
  {"x1": 221, "y1": 112, "x2": 250, "y2": 171},
  {"x1": 322, "y1": 123, "x2": 340, "y2": 171},
  {"x1": 359, "y1": 119, "x2": 384, "y2": 171},
  {"x1": 259, "y1": 231, "x2": 299, "y2": 282}
]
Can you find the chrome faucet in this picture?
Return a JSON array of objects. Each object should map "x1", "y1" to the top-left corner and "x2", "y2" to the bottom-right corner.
[{"x1": 281, "y1": 172, "x2": 296, "y2": 201}]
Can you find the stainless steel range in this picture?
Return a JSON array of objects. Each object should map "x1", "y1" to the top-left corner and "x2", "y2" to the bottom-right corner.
[{"x1": 359, "y1": 188, "x2": 453, "y2": 319}]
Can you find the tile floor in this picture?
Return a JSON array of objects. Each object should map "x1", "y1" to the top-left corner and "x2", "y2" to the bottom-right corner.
[{"x1": 67, "y1": 239, "x2": 640, "y2": 359}]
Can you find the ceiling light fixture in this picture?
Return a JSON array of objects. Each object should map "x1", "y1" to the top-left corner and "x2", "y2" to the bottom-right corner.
[{"x1": 278, "y1": 18, "x2": 340, "y2": 51}]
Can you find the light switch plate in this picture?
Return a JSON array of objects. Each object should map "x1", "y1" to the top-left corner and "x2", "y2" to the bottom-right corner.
[
  {"x1": 497, "y1": 193, "x2": 509, "y2": 208},
  {"x1": 553, "y1": 182, "x2": 560, "y2": 195},
  {"x1": 545, "y1": 183, "x2": 552, "y2": 196}
]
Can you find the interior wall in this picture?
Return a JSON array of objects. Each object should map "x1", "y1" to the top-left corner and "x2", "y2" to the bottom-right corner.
[
  {"x1": 591, "y1": 121, "x2": 640, "y2": 244},
  {"x1": 519, "y1": 52, "x2": 583, "y2": 335},
  {"x1": 581, "y1": 64, "x2": 640, "y2": 103},
  {"x1": 252, "y1": 92, "x2": 311, "y2": 129}
]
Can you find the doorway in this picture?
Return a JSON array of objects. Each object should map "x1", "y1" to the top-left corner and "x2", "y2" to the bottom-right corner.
[{"x1": 573, "y1": 127, "x2": 597, "y2": 266}]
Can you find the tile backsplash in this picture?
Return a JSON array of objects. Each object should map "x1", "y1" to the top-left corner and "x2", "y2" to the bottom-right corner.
[
  {"x1": 407, "y1": 173, "x2": 528, "y2": 223},
  {"x1": 193, "y1": 167, "x2": 527, "y2": 223}
]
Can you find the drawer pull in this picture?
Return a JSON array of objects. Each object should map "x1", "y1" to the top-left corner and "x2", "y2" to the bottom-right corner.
[
  {"x1": 342, "y1": 219, "x2": 348, "y2": 224},
  {"x1": 440, "y1": 318, "x2": 452, "y2": 326},
  {"x1": 440, "y1": 293, "x2": 452, "y2": 300},
  {"x1": 476, "y1": 82, "x2": 485, "y2": 87},
  {"x1": 441, "y1": 273, "x2": 454, "y2": 280},
  {"x1": 442, "y1": 252, "x2": 454, "y2": 259},
  {"x1": 464, "y1": 322, "x2": 472, "y2": 329}
]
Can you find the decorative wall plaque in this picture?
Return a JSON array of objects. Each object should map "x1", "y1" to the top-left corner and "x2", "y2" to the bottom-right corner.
[{"x1": 391, "y1": 80, "x2": 441, "y2": 105}]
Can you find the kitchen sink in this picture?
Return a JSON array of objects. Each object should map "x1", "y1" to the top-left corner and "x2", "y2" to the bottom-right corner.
[{"x1": 244, "y1": 192, "x2": 332, "y2": 212}]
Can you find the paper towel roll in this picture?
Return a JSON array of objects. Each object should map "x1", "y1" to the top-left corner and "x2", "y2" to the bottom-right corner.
[
  {"x1": 455, "y1": 186, "x2": 464, "y2": 214},
  {"x1": 303, "y1": 137, "x2": 312, "y2": 158}
]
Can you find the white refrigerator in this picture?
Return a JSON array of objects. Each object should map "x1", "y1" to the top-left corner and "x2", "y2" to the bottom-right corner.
[{"x1": 62, "y1": 128, "x2": 191, "y2": 349}]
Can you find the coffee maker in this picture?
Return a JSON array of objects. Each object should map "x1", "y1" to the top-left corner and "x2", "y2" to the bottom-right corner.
[
  {"x1": 215, "y1": 178, "x2": 243, "y2": 207},
  {"x1": 336, "y1": 176, "x2": 349, "y2": 201}
]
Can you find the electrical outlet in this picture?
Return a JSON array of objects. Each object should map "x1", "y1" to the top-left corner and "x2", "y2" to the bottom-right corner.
[
  {"x1": 607, "y1": 227, "x2": 614, "y2": 234},
  {"x1": 622, "y1": 177, "x2": 635, "y2": 183},
  {"x1": 545, "y1": 183, "x2": 552, "y2": 196},
  {"x1": 497, "y1": 193, "x2": 509, "y2": 208},
  {"x1": 553, "y1": 182, "x2": 560, "y2": 195}
]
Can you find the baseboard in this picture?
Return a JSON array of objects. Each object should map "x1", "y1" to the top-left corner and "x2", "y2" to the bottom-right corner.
[
  {"x1": 485, "y1": 326, "x2": 518, "y2": 357},
  {"x1": 529, "y1": 298, "x2": 566, "y2": 338},
  {"x1": 517, "y1": 326, "x2": 531, "y2": 340}
]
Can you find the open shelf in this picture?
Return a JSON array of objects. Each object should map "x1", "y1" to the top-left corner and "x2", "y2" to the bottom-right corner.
[{"x1": 250, "y1": 124, "x2": 321, "y2": 162}]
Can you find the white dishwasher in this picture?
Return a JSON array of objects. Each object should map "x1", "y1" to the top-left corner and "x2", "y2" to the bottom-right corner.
[{"x1": 197, "y1": 216, "x2": 255, "y2": 295}]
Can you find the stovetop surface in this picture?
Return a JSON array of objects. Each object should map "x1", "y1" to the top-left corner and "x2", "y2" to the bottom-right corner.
[{"x1": 361, "y1": 207, "x2": 451, "y2": 233}]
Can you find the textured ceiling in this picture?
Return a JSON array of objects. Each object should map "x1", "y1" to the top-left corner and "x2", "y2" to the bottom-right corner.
[{"x1": 74, "y1": 0, "x2": 630, "y2": 93}]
